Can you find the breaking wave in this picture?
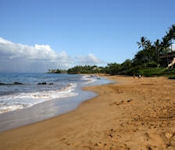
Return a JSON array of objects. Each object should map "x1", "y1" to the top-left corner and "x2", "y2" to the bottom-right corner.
[{"x1": 0, "y1": 83, "x2": 78, "y2": 114}]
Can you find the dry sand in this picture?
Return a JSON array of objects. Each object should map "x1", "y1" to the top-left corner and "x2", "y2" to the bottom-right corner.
[{"x1": 0, "y1": 75, "x2": 175, "y2": 150}]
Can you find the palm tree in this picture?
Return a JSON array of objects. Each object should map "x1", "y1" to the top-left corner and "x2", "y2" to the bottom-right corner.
[
  {"x1": 137, "y1": 36, "x2": 147, "y2": 49},
  {"x1": 160, "y1": 35, "x2": 172, "y2": 66},
  {"x1": 154, "y1": 39, "x2": 160, "y2": 66},
  {"x1": 168, "y1": 25, "x2": 175, "y2": 51},
  {"x1": 138, "y1": 36, "x2": 152, "y2": 50},
  {"x1": 160, "y1": 36, "x2": 171, "y2": 53},
  {"x1": 169, "y1": 25, "x2": 175, "y2": 38},
  {"x1": 162, "y1": 25, "x2": 175, "y2": 52}
]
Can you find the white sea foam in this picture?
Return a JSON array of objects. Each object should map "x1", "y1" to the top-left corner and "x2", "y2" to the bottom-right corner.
[
  {"x1": 0, "y1": 83, "x2": 78, "y2": 114},
  {"x1": 81, "y1": 75, "x2": 97, "y2": 84}
]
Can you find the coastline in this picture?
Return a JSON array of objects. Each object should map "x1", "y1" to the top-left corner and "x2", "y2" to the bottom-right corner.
[
  {"x1": 1, "y1": 75, "x2": 175, "y2": 149},
  {"x1": 0, "y1": 74, "x2": 111, "y2": 132}
]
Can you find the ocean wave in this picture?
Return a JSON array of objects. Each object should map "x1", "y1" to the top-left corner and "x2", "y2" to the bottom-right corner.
[
  {"x1": 0, "y1": 83, "x2": 78, "y2": 114},
  {"x1": 81, "y1": 75, "x2": 98, "y2": 84}
]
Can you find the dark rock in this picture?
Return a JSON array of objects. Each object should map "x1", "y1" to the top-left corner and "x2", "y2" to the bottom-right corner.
[
  {"x1": 13, "y1": 82, "x2": 23, "y2": 85},
  {"x1": 0, "y1": 83, "x2": 11, "y2": 86},
  {"x1": 0, "y1": 82, "x2": 23, "y2": 86},
  {"x1": 49, "y1": 83, "x2": 53, "y2": 85},
  {"x1": 38, "y1": 82, "x2": 47, "y2": 85},
  {"x1": 0, "y1": 83, "x2": 6, "y2": 85}
]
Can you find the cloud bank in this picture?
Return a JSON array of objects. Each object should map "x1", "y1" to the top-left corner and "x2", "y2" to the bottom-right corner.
[{"x1": 0, "y1": 37, "x2": 103, "y2": 72}]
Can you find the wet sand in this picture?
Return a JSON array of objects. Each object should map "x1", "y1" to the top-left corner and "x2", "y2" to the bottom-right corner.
[{"x1": 0, "y1": 75, "x2": 175, "y2": 150}]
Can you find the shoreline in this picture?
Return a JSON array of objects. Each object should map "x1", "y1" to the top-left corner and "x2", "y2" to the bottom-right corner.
[
  {"x1": 0, "y1": 74, "x2": 111, "y2": 132},
  {"x1": 1, "y1": 75, "x2": 175, "y2": 149}
]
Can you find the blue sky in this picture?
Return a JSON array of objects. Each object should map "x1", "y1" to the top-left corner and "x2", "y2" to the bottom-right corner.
[{"x1": 0, "y1": 0, "x2": 175, "y2": 72}]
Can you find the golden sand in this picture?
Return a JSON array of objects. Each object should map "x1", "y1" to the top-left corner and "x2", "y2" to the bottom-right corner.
[{"x1": 0, "y1": 75, "x2": 175, "y2": 150}]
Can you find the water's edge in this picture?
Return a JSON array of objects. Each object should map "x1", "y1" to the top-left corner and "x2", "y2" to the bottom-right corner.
[{"x1": 0, "y1": 75, "x2": 113, "y2": 132}]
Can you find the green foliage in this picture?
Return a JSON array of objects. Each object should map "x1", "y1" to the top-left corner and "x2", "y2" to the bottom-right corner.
[
  {"x1": 132, "y1": 24, "x2": 175, "y2": 68},
  {"x1": 48, "y1": 25, "x2": 175, "y2": 78},
  {"x1": 137, "y1": 68, "x2": 166, "y2": 77},
  {"x1": 168, "y1": 75, "x2": 175, "y2": 80},
  {"x1": 163, "y1": 68, "x2": 175, "y2": 75},
  {"x1": 48, "y1": 69, "x2": 66, "y2": 73},
  {"x1": 128, "y1": 67, "x2": 175, "y2": 77},
  {"x1": 146, "y1": 61, "x2": 158, "y2": 68},
  {"x1": 67, "y1": 65, "x2": 104, "y2": 74},
  {"x1": 126, "y1": 65, "x2": 143, "y2": 75},
  {"x1": 105, "y1": 63, "x2": 121, "y2": 75},
  {"x1": 120, "y1": 59, "x2": 132, "y2": 71}
]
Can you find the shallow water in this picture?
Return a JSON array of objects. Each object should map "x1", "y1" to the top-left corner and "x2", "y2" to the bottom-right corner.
[{"x1": 0, "y1": 73, "x2": 112, "y2": 132}]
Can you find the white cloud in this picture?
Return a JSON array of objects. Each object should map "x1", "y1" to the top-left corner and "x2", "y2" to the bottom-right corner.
[
  {"x1": 0, "y1": 37, "x2": 103, "y2": 72},
  {"x1": 76, "y1": 53, "x2": 103, "y2": 65}
]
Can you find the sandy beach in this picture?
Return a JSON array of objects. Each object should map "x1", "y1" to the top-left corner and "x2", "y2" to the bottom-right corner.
[{"x1": 0, "y1": 75, "x2": 175, "y2": 150}]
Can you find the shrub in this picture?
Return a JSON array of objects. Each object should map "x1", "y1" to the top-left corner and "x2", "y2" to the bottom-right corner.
[
  {"x1": 146, "y1": 61, "x2": 158, "y2": 68},
  {"x1": 168, "y1": 75, "x2": 175, "y2": 79},
  {"x1": 138, "y1": 68, "x2": 166, "y2": 77}
]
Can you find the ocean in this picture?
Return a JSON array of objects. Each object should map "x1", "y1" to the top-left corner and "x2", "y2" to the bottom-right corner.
[{"x1": 0, "y1": 73, "x2": 111, "y2": 131}]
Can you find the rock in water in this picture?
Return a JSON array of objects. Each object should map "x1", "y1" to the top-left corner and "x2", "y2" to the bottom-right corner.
[
  {"x1": 37, "y1": 82, "x2": 47, "y2": 85},
  {"x1": 13, "y1": 82, "x2": 23, "y2": 85},
  {"x1": 0, "y1": 83, "x2": 6, "y2": 85}
]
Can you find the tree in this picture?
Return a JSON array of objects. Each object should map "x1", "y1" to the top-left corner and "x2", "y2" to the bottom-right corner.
[
  {"x1": 166, "y1": 24, "x2": 175, "y2": 51},
  {"x1": 120, "y1": 59, "x2": 132, "y2": 70},
  {"x1": 137, "y1": 36, "x2": 147, "y2": 49},
  {"x1": 153, "y1": 39, "x2": 161, "y2": 66},
  {"x1": 137, "y1": 36, "x2": 152, "y2": 50},
  {"x1": 105, "y1": 63, "x2": 121, "y2": 75}
]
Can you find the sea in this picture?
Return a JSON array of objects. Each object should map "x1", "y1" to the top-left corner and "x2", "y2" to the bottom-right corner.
[{"x1": 0, "y1": 73, "x2": 111, "y2": 131}]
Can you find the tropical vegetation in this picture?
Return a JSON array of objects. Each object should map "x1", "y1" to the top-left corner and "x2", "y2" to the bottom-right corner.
[
  {"x1": 49, "y1": 25, "x2": 175, "y2": 77},
  {"x1": 67, "y1": 65, "x2": 104, "y2": 74},
  {"x1": 48, "y1": 69, "x2": 67, "y2": 73}
]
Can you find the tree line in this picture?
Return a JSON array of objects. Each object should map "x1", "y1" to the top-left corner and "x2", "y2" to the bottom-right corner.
[
  {"x1": 49, "y1": 25, "x2": 175, "y2": 77},
  {"x1": 104, "y1": 24, "x2": 175, "y2": 76}
]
